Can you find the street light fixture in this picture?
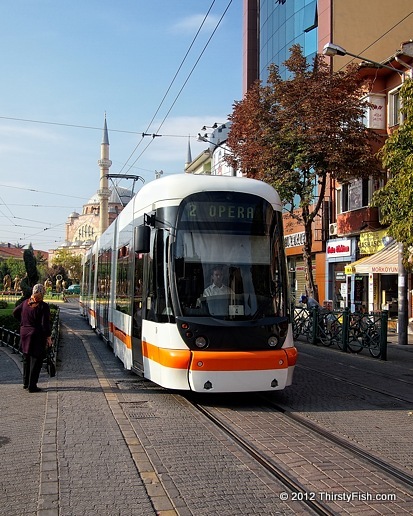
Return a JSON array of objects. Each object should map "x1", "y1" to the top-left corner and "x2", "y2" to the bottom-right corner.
[
  {"x1": 197, "y1": 134, "x2": 223, "y2": 148},
  {"x1": 322, "y1": 43, "x2": 404, "y2": 75},
  {"x1": 201, "y1": 123, "x2": 226, "y2": 130}
]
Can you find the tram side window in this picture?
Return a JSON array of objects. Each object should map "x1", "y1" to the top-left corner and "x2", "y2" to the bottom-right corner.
[
  {"x1": 176, "y1": 259, "x2": 204, "y2": 309},
  {"x1": 83, "y1": 260, "x2": 90, "y2": 299},
  {"x1": 97, "y1": 249, "x2": 111, "y2": 299},
  {"x1": 147, "y1": 230, "x2": 172, "y2": 322},
  {"x1": 115, "y1": 246, "x2": 132, "y2": 315}
]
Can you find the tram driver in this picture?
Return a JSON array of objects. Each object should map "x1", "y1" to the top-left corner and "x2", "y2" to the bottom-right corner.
[
  {"x1": 198, "y1": 266, "x2": 234, "y2": 316},
  {"x1": 202, "y1": 266, "x2": 233, "y2": 297}
]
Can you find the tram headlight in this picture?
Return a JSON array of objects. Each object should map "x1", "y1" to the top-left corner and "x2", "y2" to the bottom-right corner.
[
  {"x1": 195, "y1": 336, "x2": 208, "y2": 349},
  {"x1": 268, "y1": 335, "x2": 279, "y2": 347}
]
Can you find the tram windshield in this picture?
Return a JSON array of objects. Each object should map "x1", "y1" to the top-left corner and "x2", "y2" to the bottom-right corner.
[{"x1": 173, "y1": 191, "x2": 288, "y2": 320}]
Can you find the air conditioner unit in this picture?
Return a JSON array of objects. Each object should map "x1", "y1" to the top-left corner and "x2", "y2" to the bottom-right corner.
[{"x1": 329, "y1": 223, "x2": 338, "y2": 236}]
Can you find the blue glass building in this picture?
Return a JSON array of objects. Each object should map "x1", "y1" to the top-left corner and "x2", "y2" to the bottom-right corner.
[{"x1": 259, "y1": 0, "x2": 318, "y2": 81}]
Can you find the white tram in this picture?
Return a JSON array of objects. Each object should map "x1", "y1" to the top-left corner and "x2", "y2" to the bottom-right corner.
[{"x1": 80, "y1": 174, "x2": 297, "y2": 392}]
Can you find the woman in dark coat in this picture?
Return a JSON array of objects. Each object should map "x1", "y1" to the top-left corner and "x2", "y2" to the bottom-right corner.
[{"x1": 13, "y1": 283, "x2": 53, "y2": 392}]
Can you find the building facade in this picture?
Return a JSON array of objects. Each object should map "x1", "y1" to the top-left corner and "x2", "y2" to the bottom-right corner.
[{"x1": 243, "y1": 0, "x2": 413, "y2": 314}]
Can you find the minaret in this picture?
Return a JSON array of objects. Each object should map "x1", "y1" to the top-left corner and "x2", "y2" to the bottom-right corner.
[
  {"x1": 185, "y1": 136, "x2": 192, "y2": 171},
  {"x1": 97, "y1": 115, "x2": 112, "y2": 236}
]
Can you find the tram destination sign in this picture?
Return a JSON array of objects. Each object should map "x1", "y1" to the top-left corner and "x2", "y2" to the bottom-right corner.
[{"x1": 182, "y1": 200, "x2": 265, "y2": 223}]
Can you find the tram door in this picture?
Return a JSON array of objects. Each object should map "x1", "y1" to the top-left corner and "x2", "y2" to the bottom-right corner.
[{"x1": 132, "y1": 253, "x2": 144, "y2": 373}]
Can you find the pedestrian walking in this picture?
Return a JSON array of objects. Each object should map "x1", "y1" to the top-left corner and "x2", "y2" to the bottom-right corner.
[{"x1": 13, "y1": 284, "x2": 53, "y2": 392}]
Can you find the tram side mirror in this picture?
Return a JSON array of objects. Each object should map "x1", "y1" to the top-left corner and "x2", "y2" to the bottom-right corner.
[{"x1": 134, "y1": 225, "x2": 151, "y2": 253}]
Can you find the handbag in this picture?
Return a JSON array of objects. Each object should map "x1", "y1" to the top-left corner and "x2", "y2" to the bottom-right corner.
[{"x1": 46, "y1": 349, "x2": 56, "y2": 377}]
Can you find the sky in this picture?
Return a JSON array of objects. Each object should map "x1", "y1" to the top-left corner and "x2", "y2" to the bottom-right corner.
[{"x1": 0, "y1": 0, "x2": 242, "y2": 251}]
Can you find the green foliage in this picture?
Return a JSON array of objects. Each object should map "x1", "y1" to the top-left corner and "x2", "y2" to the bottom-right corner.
[
  {"x1": 51, "y1": 249, "x2": 82, "y2": 283},
  {"x1": 371, "y1": 79, "x2": 413, "y2": 268},
  {"x1": 0, "y1": 258, "x2": 26, "y2": 283},
  {"x1": 0, "y1": 314, "x2": 20, "y2": 332},
  {"x1": 0, "y1": 301, "x2": 59, "y2": 333},
  {"x1": 35, "y1": 251, "x2": 49, "y2": 282}
]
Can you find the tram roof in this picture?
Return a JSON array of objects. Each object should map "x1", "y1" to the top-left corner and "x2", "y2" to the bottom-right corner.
[
  {"x1": 85, "y1": 175, "x2": 283, "y2": 255},
  {"x1": 131, "y1": 174, "x2": 282, "y2": 212}
]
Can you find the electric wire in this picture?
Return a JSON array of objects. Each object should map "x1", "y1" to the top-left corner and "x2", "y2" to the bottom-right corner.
[
  {"x1": 0, "y1": 6, "x2": 408, "y2": 247},
  {"x1": 124, "y1": 0, "x2": 233, "y2": 174},
  {"x1": 117, "y1": 0, "x2": 218, "y2": 175},
  {"x1": 336, "y1": 10, "x2": 413, "y2": 72}
]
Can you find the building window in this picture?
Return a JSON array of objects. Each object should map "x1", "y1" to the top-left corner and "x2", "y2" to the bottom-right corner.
[
  {"x1": 388, "y1": 86, "x2": 402, "y2": 127},
  {"x1": 340, "y1": 179, "x2": 369, "y2": 213},
  {"x1": 336, "y1": 187, "x2": 342, "y2": 216},
  {"x1": 77, "y1": 224, "x2": 95, "y2": 241}
]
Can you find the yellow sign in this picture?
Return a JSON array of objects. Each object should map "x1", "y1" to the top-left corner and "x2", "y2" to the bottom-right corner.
[
  {"x1": 345, "y1": 265, "x2": 355, "y2": 275},
  {"x1": 358, "y1": 229, "x2": 388, "y2": 255}
]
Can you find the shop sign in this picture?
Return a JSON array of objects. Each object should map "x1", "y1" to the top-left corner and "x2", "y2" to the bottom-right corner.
[
  {"x1": 284, "y1": 232, "x2": 305, "y2": 248},
  {"x1": 335, "y1": 272, "x2": 346, "y2": 281},
  {"x1": 359, "y1": 229, "x2": 388, "y2": 255},
  {"x1": 364, "y1": 94, "x2": 386, "y2": 130},
  {"x1": 371, "y1": 265, "x2": 398, "y2": 273},
  {"x1": 345, "y1": 264, "x2": 356, "y2": 275},
  {"x1": 326, "y1": 239, "x2": 351, "y2": 258}
]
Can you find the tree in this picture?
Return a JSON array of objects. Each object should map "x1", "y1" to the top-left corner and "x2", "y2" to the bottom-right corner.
[
  {"x1": 371, "y1": 78, "x2": 413, "y2": 268},
  {"x1": 20, "y1": 244, "x2": 40, "y2": 298},
  {"x1": 226, "y1": 45, "x2": 382, "y2": 298},
  {"x1": 51, "y1": 249, "x2": 82, "y2": 283},
  {"x1": 35, "y1": 251, "x2": 49, "y2": 282}
]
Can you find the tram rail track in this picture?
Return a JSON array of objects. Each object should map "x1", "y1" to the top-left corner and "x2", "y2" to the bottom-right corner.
[
  {"x1": 185, "y1": 391, "x2": 413, "y2": 515},
  {"x1": 296, "y1": 363, "x2": 413, "y2": 405},
  {"x1": 62, "y1": 309, "x2": 413, "y2": 514},
  {"x1": 190, "y1": 400, "x2": 334, "y2": 516},
  {"x1": 260, "y1": 395, "x2": 413, "y2": 489}
]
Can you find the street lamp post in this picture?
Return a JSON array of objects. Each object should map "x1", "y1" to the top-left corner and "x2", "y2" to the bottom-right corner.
[
  {"x1": 322, "y1": 43, "x2": 405, "y2": 75},
  {"x1": 323, "y1": 42, "x2": 408, "y2": 345}
]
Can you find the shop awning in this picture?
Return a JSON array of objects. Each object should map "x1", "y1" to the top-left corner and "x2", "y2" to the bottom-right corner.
[{"x1": 345, "y1": 241, "x2": 399, "y2": 275}]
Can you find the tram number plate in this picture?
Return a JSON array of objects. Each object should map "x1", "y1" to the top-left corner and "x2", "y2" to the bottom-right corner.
[{"x1": 229, "y1": 305, "x2": 244, "y2": 316}]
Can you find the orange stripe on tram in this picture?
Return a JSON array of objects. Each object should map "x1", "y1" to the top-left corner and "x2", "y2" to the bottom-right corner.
[
  {"x1": 190, "y1": 350, "x2": 292, "y2": 372},
  {"x1": 113, "y1": 326, "x2": 132, "y2": 349},
  {"x1": 142, "y1": 341, "x2": 191, "y2": 369},
  {"x1": 141, "y1": 342, "x2": 295, "y2": 372}
]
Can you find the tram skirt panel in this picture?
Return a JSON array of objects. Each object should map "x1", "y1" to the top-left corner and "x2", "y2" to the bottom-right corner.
[{"x1": 188, "y1": 350, "x2": 293, "y2": 393}]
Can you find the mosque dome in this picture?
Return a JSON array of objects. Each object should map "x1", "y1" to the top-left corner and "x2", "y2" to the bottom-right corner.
[{"x1": 86, "y1": 186, "x2": 133, "y2": 206}]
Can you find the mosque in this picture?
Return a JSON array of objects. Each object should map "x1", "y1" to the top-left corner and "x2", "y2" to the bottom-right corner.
[{"x1": 55, "y1": 117, "x2": 134, "y2": 257}]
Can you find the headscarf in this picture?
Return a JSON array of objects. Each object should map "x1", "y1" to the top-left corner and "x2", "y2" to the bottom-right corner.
[{"x1": 28, "y1": 283, "x2": 46, "y2": 307}]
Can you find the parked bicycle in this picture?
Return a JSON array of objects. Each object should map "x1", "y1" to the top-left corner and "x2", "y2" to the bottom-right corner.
[
  {"x1": 292, "y1": 307, "x2": 312, "y2": 341},
  {"x1": 292, "y1": 305, "x2": 386, "y2": 359},
  {"x1": 348, "y1": 312, "x2": 381, "y2": 357},
  {"x1": 318, "y1": 310, "x2": 343, "y2": 348}
]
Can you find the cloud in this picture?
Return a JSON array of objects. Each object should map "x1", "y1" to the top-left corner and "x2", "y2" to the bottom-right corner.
[
  {"x1": 171, "y1": 14, "x2": 220, "y2": 33},
  {"x1": 0, "y1": 123, "x2": 64, "y2": 142}
]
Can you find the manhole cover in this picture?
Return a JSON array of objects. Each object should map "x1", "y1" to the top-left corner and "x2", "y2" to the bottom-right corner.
[
  {"x1": 116, "y1": 379, "x2": 149, "y2": 390},
  {"x1": 120, "y1": 401, "x2": 158, "y2": 419}
]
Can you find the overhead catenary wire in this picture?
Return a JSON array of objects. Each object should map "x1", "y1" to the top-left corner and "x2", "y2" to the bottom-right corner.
[
  {"x1": 121, "y1": 0, "x2": 233, "y2": 175},
  {"x1": 0, "y1": 5, "x2": 408, "y2": 247},
  {"x1": 116, "y1": 0, "x2": 218, "y2": 175}
]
